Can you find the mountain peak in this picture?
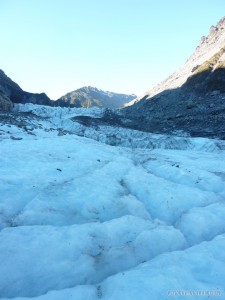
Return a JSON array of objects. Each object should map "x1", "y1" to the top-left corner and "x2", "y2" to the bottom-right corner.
[
  {"x1": 197, "y1": 16, "x2": 225, "y2": 49},
  {"x1": 216, "y1": 16, "x2": 225, "y2": 27},
  {"x1": 79, "y1": 86, "x2": 99, "y2": 91},
  {"x1": 56, "y1": 87, "x2": 136, "y2": 109}
]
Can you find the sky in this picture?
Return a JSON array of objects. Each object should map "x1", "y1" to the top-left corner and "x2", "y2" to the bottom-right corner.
[{"x1": 0, "y1": 0, "x2": 225, "y2": 100}]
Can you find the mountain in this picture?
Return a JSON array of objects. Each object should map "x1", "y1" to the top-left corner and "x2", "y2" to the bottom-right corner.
[
  {"x1": 122, "y1": 17, "x2": 225, "y2": 139},
  {"x1": 55, "y1": 86, "x2": 136, "y2": 109},
  {"x1": 0, "y1": 70, "x2": 136, "y2": 110},
  {"x1": 0, "y1": 69, "x2": 52, "y2": 107}
]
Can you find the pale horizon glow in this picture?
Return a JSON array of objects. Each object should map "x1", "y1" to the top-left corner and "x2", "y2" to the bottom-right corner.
[{"x1": 0, "y1": 0, "x2": 225, "y2": 100}]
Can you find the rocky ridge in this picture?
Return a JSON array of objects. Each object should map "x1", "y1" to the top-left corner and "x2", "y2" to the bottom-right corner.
[
  {"x1": 55, "y1": 86, "x2": 136, "y2": 109},
  {"x1": 120, "y1": 16, "x2": 225, "y2": 139},
  {"x1": 0, "y1": 70, "x2": 52, "y2": 107},
  {"x1": 131, "y1": 16, "x2": 225, "y2": 103},
  {"x1": 0, "y1": 92, "x2": 13, "y2": 111}
]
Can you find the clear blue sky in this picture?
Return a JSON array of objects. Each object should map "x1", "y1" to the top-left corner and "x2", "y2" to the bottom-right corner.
[{"x1": 0, "y1": 0, "x2": 225, "y2": 99}]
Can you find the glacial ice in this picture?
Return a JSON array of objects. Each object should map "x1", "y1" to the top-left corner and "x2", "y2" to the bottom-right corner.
[{"x1": 0, "y1": 104, "x2": 225, "y2": 299}]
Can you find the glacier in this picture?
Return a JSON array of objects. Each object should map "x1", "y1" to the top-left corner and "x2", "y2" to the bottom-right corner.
[{"x1": 0, "y1": 104, "x2": 225, "y2": 300}]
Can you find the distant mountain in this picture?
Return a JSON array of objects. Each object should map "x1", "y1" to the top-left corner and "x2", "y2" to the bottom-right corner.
[
  {"x1": 122, "y1": 16, "x2": 225, "y2": 139},
  {"x1": 0, "y1": 70, "x2": 136, "y2": 111},
  {"x1": 55, "y1": 86, "x2": 136, "y2": 109},
  {"x1": 0, "y1": 69, "x2": 52, "y2": 108}
]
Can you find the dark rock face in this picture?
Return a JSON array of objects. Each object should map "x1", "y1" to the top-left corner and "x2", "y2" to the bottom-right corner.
[
  {"x1": 121, "y1": 86, "x2": 225, "y2": 140},
  {"x1": 21, "y1": 92, "x2": 52, "y2": 106},
  {"x1": 119, "y1": 62, "x2": 225, "y2": 139},
  {"x1": 0, "y1": 69, "x2": 52, "y2": 107},
  {"x1": 0, "y1": 92, "x2": 13, "y2": 111},
  {"x1": 0, "y1": 69, "x2": 24, "y2": 104},
  {"x1": 55, "y1": 86, "x2": 136, "y2": 109}
]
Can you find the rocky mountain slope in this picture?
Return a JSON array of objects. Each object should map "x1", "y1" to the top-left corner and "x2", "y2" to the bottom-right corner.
[
  {"x1": 55, "y1": 86, "x2": 136, "y2": 108},
  {"x1": 0, "y1": 69, "x2": 52, "y2": 107},
  {"x1": 121, "y1": 17, "x2": 225, "y2": 139},
  {"x1": 132, "y1": 16, "x2": 225, "y2": 102},
  {"x1": 0, "y1": 92, "x2": 13, "y2": 111}
]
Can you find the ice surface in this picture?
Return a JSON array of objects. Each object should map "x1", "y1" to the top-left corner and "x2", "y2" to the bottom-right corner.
[
  {"x1": 1, "y1": 104, "x2": 225, "y2": 299},
  {"x1": 176, "y1": 203, "x2": 225, "y2": 245},
  {"x1": 13, "y1": 103, "x2": 225, "y2": 152},
  {"x1": 13, "y1": 103, "x2": 105, "y2": 119},
  {"x1": 100, "y1": 235, "x2": 225, "y2": 300}
]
